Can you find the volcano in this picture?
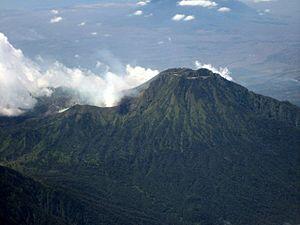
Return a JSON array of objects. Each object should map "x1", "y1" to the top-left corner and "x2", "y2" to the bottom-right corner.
[{"x1": 0, "y1": 68, "x2": 299, "y2": 225}]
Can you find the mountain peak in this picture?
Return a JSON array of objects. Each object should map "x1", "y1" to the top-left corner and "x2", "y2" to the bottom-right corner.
[
  {"x1": 128, "y1": 67, "x2": 300, "y2": 128},
  {"x1": 159, "y1": 68, "x2": 216, "y2": 79},
  {"x1": 0, "y1": 67, "x2": 299, "y2": 225}
]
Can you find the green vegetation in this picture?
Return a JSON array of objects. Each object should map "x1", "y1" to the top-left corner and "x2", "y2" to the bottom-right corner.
[{"x1": 0, "y1": 68, "x2": 299, "y2": 225}]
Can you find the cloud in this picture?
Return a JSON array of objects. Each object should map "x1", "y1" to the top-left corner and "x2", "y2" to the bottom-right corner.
[
  {"x1": 50, "y1": 16, "x2": 62, "y2": 23},
  {"x1": 0, "y1": 33, "x2": 159, "y2": 116},
  {"x1": 50, "y1": 9, "x2": 59, "y2": 15},
  {"x1": 125, "y1": 65, "x2": 158, "y2": 87},
  {"x1": 137, "y1": 0, "x2": 151, "y2": 6},
  {"x1": 172, "y1": 14, "x2": 186, "y2": 21},
  {"x1": 178, "y1": 0, "x2": 217, "y2": 8},
  {"x1": 257, "y1": 8, "x2": 271, "y2": 16},
  {"x1": 195, "y1": 61, "x2": 233, "y2": 81},
  {"x1": 172, "y1": 14, "x2": 195, "y2": 21},
  {"x1": 184, "y1": 15, "x2": 195, "y2": 21},
  {"x1": 218, "y1": 7, "x2": 231, "y2": 12},
  {"x1": 78, "y1": 22, "x2": 86, "y2": 26},
  {"x1": 133, "y1": 10, "x2": 143, "y2": 16},
  {"x1": 0, "y1": 33, "x2": 47, "y2": 116},
  {"x1": 95, "y1": 61, "x2": 110, "y2": 72}
]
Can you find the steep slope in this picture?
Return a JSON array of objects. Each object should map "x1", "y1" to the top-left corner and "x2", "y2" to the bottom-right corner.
[
  {"x1": 0, "y1": 167, "x2": 66, "y2": 225},
  {"x1": 0, "y1": 68, "x2": 299, "y2": 225},
  {"x1": 0, "y1": 164, "x2": 163, "y2": 225},
  {"x1": 0, "y1": 165, "x2": 86, "y2": 225}
]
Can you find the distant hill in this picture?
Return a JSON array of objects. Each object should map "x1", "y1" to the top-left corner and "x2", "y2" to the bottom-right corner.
[{"x1": 0, "y1": 68, "x2": 299, "y2": 225}]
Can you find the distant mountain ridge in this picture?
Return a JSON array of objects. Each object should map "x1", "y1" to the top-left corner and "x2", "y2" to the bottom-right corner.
[{"x1": 0, "y1": 68, "x2": 299, "y2": 225}]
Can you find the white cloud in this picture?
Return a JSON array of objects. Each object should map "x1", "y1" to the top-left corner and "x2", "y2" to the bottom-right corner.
[
  {"x1": 172, "y1": 14, "x2": 195, "y2": 21},
  {"x1": 0, "y1": 32, "x2": 159, "y2": 116},
  {"x1": 184, "y1": 15, "x2": 195, "y2": 21},
  {"x1": 195, "y1": 61, "x2": 233, "y2": 81},
  {"x1": 133, "y1": 10, "x2": 143, "y2": 16},
  {"x1": 50, "y1": 9, "x2": 59, "y2": 14},
  {"x1": 137, "y1": 0, "x2": 150, "y2": 6},
  {"x1": 91, "y1": 32, "x2": 98, "y2": 36},
  {"x1": 178, "y1": 0, "x2": 217, "y2": 8},
  {"x1": 50, "y1": 16, "x2": 62, "y2": 23},
  {"x1": 172, "y1": 14, "x2": 186, "y2": 21},
  {"x1": 218, "y1": 7, "x2": 231, "y2": 12},
  {"x1": 125, "y1": 65, "x2": 158, "y2": 87},
  {"x1": 0, "y1": 33, "x2": 48, "y2": 116},
  {"x1": 137, "y1": 2, "x2": 147, "y2": 6},
  {"x1": 257, "y1": 8, "x2": 271, "y2": 16},
  {"x1": 78, "y1": 22, "x2": 86, "y2": 26}
]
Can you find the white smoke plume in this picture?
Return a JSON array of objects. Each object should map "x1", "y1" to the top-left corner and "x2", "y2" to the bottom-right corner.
[
  {"x1": 195, "y1": 61, "x2": 233, "y2": 81},
  {"x1": 0, "y1": 33, "x2": 159, "y2": 116}
]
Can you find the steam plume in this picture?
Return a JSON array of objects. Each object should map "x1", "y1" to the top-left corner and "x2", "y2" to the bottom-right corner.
[
  {"x1": 0, "y1": 33, "x2": 159, "y2": 116},
  {"x1": 195, "y1": 61, "x2": 233, "y2": 81}
]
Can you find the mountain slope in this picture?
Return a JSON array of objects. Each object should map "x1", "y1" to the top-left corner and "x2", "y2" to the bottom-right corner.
[
  {"x1": 0, "y1": 68, "x2": 299, "y2": 225},
  {"x1": 0, "y1": 164, "x2": 165, "y2": 225},
  {"x1": 0, "y1": 166, "x2": 66, "y2": 225},
  {"x1": 0, "y1": 165, "x2": 86, "y2": 225}
]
